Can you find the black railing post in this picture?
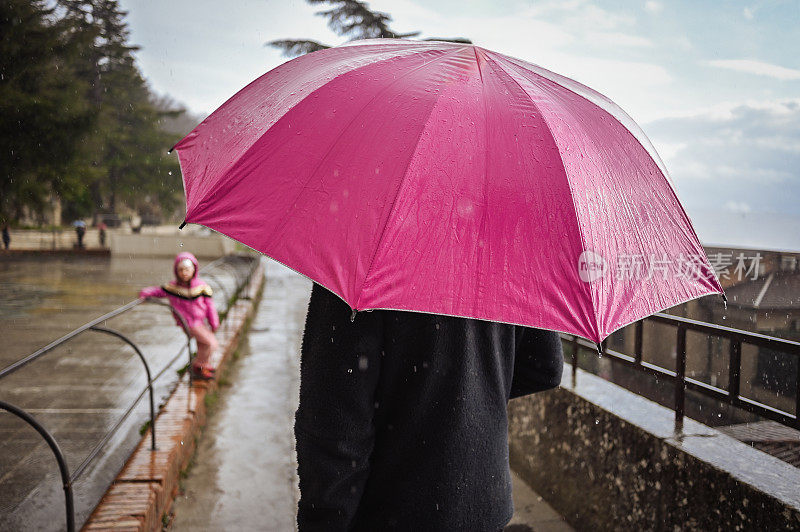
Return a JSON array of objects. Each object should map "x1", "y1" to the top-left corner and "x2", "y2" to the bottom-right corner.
[
  {"x1": 729, "y1": 339, "x2": 742, "y2": 400},
  {"x1": 571, "y1": 335, "x2": 578, "y2": 388},
  {"x1": 796, "y1": 356, "x2": 800, "y2": 430},
  {"x1": 674, "y1": 325, "x2": 687, "y2": 435},
  {"x1": 634, "y1": 320, "x2": 643, "y2": 365},
  {"x1": 0, "y1": 400, "x2": 75, "y2": 532}
]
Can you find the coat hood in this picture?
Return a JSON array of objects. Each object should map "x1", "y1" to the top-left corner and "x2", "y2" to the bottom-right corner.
[{"x1": 174, "y1": 252, "x2": 200, "y2": 281}]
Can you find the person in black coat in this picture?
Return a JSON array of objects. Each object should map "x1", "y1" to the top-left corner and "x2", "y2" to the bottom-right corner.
[{"x1": 295, "y1": 283, "x2": 564, "y2": 531}]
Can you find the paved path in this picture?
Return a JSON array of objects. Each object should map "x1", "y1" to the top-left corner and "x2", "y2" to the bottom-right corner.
[
  {"x1": 172, "y1": 259, "x2": 572, "y2": 531},
  {"x1": 171, "y1": 260, "x2": 308, "y2": 531}
]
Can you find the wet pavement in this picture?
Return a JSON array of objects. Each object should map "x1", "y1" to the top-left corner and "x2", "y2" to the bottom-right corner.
[
  {"x1": 171, "y1": 259, "x2": 308, "y2": 531},
  {"x1": 0, "y1": 254, "x2": 251, "y2": 531},
  {"x1": 172, "y1": 259, "x2": 572, "y2": 531}
]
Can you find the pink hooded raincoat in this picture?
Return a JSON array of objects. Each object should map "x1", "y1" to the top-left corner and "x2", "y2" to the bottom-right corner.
[{"x1": 139, "y1": 252, "x2": 220, "y2": 332}]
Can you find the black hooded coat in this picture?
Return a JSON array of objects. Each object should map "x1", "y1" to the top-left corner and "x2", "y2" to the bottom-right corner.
[{"x1": 295, "y1": 283, "x2": 564, "y2": 531}]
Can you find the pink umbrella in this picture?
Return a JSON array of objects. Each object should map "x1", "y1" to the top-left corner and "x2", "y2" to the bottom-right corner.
[{"x1": 174, "y1": 39, "x2": 724, "y2": 344}]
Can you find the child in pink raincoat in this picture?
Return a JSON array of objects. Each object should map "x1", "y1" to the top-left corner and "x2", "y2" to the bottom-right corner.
[{"x1": 139, "y1": 252, "x2": 220, "y2": 379}]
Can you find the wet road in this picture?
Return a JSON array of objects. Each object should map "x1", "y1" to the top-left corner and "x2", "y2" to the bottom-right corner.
[{"x1": 0, "y1": 254, "x2": 248, "y2": 531}]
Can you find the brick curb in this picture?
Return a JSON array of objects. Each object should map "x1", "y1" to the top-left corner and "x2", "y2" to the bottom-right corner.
[{"x1": 82, "y1": 258, "x2": 266, "y2": 531}]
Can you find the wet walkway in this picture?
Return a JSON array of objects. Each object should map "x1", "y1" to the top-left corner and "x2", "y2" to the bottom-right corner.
[
  {"x1": 172, "y1": 259, "x2": 572, "y2": 531},
  {"x1": 171, "y1": 259, "x2": 308, "y2": 530}
]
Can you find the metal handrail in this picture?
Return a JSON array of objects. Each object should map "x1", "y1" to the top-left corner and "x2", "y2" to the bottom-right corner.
[
  {"x1": 0, "y1": 400, "x2": 75, "y2": 532},
  {"x1": 0, "y1": 305, "x2": 185, "y2": 532},
  {"x1": 0, "y1": 254, "x2": 258, "y2": 531},
  {"x1": 563, "y1": 311, "x2": 800, "y2": 435},
  {"x1": 0, "y1": 299, "x2": 144, "y2": 380},
  {"x1": 88, "y1": 326, "x2": 159, "y2": 452}
]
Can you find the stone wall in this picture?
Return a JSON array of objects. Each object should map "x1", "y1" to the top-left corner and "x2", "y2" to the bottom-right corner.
[{"x1": 508, "y1": 365, "x2": 800, "y2": 531}]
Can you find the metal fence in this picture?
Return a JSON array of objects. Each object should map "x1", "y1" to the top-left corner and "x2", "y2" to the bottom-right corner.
[{"x1": 562, "y1": 312, "x2": 800, "y2": 434}]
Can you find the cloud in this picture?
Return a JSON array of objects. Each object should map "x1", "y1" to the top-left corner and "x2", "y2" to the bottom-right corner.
[
  {"x1": 708, "y1": 59, "x2": 800, "y2": 80},
  {"x1": 724, "y1": 201, "x2": 752, "y2": 214},
  {"x1": 587, "y1": 32, "x2": 652, "y2": 48},
  {"x1": 648, "y1": 99, "x2": 800, "y2": 248},
  {"x1": 526, "y1": 0, "x2": 636, "y2": 30},
  {"x1": 369, "y1": 0, "x2": 670, "y2": 115},
  {"x1": 673, "y1": 35, "x2": 692, "y2": 51},
  {"x1": 687, "y1": 209, "x2": 800, "y2": 250},
  {"x1": 646, "y1": 99, "x2": 800, "y2": 217},
  {"x1": 645, "y1": 1, "x2": 663, "y2": 13}
]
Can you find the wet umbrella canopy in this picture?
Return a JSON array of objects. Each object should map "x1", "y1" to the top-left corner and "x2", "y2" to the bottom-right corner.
[{"x1": 174, "y1": 39, "x2": 723, "y2": 344}]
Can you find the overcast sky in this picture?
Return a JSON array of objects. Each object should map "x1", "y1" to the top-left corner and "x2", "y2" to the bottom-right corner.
[{"x1": 120, "y1": 0, "x2": 800, "y2": 250}]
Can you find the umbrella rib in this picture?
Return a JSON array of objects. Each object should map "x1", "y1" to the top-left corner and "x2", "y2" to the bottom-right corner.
[
  {"x1": 489, "y1": 53, "x2": 724, "y2": 335},
  {"x1": 344, "y1": 46, "x2": 472, "y2": 308},
  {"x1": 492, "y1": 52, "x2": 711, "y2": 285},
  {"x1": 472, "y1": 47, "x2": 492, "y2": 317},
  {"x1": 185, "y1": 46, "x2": 444, "y2": 217},
  {"x1": 264, "y1": 46, "x2": 472, "y2": 260},
  {"x1": 494, "y1": 53, "x2": 672, "y2": 183},
  {"x1": 481, "y1": 51, "x2": 600, "y2": 338}
]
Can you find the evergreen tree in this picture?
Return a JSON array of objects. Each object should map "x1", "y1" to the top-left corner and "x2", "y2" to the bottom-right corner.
[
  {"x1": 0, "y1": 0, "x2": 93, "y2": 222},
  {"x1": 59, "y1": 0, "x2": 183, "y2": 220}
]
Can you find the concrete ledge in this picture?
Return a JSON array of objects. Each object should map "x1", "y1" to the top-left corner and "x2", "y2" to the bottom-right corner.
[
  {"x1": 508, "y1": 365, "x2": 800, "y2": 531},
  {"x1": 0, "y1": 248, "x2": 110, "y2": 258},
  {"x1": 81, "y1": 259, "x2": 266, "y2": 531},
  {"x1": 110, "y1": 234, "x2": 234, "y2": 259}
]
